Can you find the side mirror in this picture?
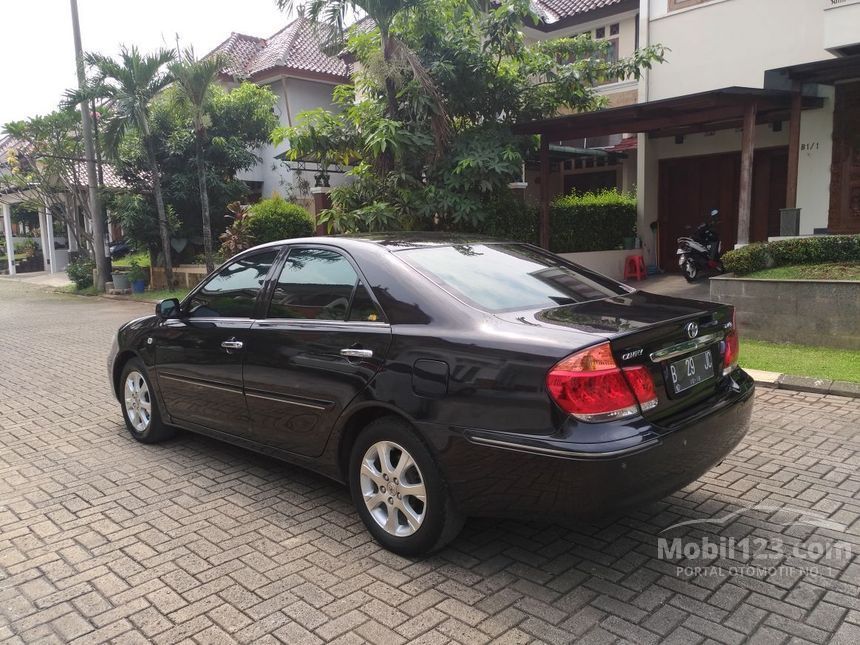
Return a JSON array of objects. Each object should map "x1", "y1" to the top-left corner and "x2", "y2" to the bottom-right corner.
[{"x1": 156, "y1": 298, "x2": 180, "y2": 319}]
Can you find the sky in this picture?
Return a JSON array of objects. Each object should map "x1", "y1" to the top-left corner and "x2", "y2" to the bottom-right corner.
[{"x1": 0, "y1": 0, "x2": 297, "y2": 128}]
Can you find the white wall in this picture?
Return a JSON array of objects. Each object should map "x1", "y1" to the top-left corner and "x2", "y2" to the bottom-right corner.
[
  {"x1": 647, "y1": 0, "x2": 834, "y2": 100},
  {"x1": 234, "y1": 77, "x2": 345, "y2": 203},
  {"x1": 796, "y1": 86, "x2": 835, "y2": 234}
]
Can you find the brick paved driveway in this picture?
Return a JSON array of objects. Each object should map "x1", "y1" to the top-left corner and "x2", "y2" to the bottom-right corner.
[{"x1": 1, "y1": 280, "x2": 859, "y2": 645}]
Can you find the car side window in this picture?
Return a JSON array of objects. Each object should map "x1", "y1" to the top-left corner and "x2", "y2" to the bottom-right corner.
[
  {"x1": 187, "y1": 250, "x2": 278, "y2": 318},
  {"x1": 268, "y1": 248, "x2": 382, "y2": 322}
]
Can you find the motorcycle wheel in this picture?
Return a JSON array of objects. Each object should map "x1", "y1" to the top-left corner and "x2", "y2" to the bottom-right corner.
[{"x1": 683, "y1": 259, "x2": 699, "y2": 283}]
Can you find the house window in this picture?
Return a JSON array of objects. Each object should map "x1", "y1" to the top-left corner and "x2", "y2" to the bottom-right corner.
[
  {"x1": 610, "y1": 23, "x2": 620, "y2": 36},
  {"x1": 595, "y1": 26, "x2": 606, "y2": 39},
  {"x1": 668, "y1": 0, "x2": 710, "y2": 11}
]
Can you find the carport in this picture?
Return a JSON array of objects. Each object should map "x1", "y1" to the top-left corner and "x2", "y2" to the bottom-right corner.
[{"x1": 512, "y1": 87, "x2": 824, "y2": 256}]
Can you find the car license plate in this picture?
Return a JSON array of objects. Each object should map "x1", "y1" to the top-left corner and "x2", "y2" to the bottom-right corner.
[{"x1": 668, "y1": 349, "x2": 714, "y2": 394}]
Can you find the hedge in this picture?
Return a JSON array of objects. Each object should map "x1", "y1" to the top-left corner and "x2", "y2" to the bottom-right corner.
[
  {"x1": 722, "y1": 235, "x2": 860, "y2": 275},
  {"x1": 246, "y1": 195, "x2": 314, "y2": 243},
  {"x1": 549, "y1": 189, "x2": 636, "y2": 253}
]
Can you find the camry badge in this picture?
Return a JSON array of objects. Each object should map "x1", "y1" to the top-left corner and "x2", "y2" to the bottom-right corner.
[
  {"x1": 685, "y1": 322, "x2": 699, "y2": 339},
  {"x1": 622, "y1": 348, "x2": 643, "y2": 360}
]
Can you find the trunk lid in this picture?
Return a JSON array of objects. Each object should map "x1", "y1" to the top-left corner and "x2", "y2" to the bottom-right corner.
[{"x1": 495, "y1": 290, "x2": 734, "y2": 423}]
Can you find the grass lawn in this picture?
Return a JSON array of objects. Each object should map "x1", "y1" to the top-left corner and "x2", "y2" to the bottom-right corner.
[
  {"x1": 741, "y1": 339, "x2": 860, "y2": 383},
  {"x1": 745, "y1": 262, "x2": 860, "y2": 280},
  {"x1": 111, "y1": 250, "x2": 151, "y2": 269}
]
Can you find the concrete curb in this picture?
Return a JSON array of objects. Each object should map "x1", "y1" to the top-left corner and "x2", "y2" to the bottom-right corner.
[{"x1": 746, "y1": 368, "x2": 860, "y2": 399}]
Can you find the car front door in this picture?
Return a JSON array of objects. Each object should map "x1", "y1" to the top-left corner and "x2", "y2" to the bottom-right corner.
[
  {"x1": 243, "y1": 245, "x2": 391, "y2": 457},
  {"x1": 154, "y1": 249, "x2": 280, "y2": 437}
]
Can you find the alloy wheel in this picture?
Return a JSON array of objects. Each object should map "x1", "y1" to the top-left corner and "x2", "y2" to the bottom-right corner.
[
  {"x1": 124, "y1": 370, "x2": 152, "y2": 433},
  {"x1": 360, "y1": 440, "x2": 427, "y2": 537}
]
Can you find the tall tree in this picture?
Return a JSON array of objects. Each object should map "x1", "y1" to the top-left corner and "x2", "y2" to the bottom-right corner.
[
  {"x1": 168, "y1": 49, "x2": 225, "y2": 272},
  {"x1": 275, "y1": 0, "x2": 666, "y2": 232},
  {"x1": 83, "y1": 46, "x2": 177, "y2": 286}
]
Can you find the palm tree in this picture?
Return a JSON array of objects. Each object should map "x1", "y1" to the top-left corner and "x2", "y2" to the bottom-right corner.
[
  {"x1": 84, "y1": 46, "x2": 177, "y2": 286},
  {"x1": 278, "y1": 1, "x2": 451, "y2": 143},
  {"x1": 169, "y1": 49, "x2": 225, "y2": 272}
]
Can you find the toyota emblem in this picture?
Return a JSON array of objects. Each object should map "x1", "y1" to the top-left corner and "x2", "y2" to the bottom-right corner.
[{"x1": 685, "y1": 321, "x2": 699, "y2": 339}]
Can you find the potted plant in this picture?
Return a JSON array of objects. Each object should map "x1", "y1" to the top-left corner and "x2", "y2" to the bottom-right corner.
[
  {"x1": 111, "y1": 266, "x2": 130, "y2": 290},
  {"x1": 128, "y1": 260, "x2": 147, "y2": 294}
]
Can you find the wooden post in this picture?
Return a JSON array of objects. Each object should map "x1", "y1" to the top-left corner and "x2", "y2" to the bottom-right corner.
[
  {"x1": 539, "y1": 136, "x2": 550, "y2": 249},
  {"x1": 311, "y1": 187, "x2": 332, "y2": 236},
  {"x1": 736, "y1": 101, "x2": 758, "y2": 247},
  {"x1": 786, "y1": 83, "x2": 802, "y2": 209}
]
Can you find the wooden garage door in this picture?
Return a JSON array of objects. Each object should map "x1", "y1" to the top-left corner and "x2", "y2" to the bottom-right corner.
[{"x1": 658, "y1": 148, "x2": 787, "y2": 271}]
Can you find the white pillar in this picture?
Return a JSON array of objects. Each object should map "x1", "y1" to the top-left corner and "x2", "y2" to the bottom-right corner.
[
  {"x1": 45, "y1": 209, "x2": 57, "y2": 274},
  {"x1": 39, "y1": 206, "x2": 50, "y2": 272},
  {"x1": 2, "y1": 203, "x2": 15, "y2": 276}
]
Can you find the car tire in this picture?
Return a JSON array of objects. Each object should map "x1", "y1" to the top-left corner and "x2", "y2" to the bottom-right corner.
[
  {"x1": 683, "y1": 259, "x2": 699, "y2": 282},
  {"x1": 349, "y1": 417, "x2": 464, "y2": 556},
  {"x1": 119, "y1": 358, "x2": 176, "y2": 444}
]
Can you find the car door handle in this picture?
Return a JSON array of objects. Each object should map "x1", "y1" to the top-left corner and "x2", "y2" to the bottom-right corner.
[
  {"x1": 340, "y1": 348, "x2": 373, "y2": 358},
  {"x1": 221, "y1": 340, "x2": 244, "y2": 350}
]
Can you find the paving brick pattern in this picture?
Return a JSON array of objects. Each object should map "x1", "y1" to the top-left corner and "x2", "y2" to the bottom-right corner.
[{"x1": 1, "y1": 281, "x2": 859, "y2": 644}]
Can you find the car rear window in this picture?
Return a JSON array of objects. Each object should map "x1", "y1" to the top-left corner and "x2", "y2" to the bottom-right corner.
[{"x1": 396, "y1": 244, "x2": 628, "y2": 312}]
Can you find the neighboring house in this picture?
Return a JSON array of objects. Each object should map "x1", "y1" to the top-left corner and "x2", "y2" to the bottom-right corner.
[
  {"x1": 0, "y1": 134, "x2": 126, "y2": 276},
  {"x1": 517, "y1": 0, "x2": 860, "y2": 271},
  {"x1": 208, "y1": 17, "x2": 350, "y2": 212},
  {"x1": 523, "y1": 0, "x2": 642, "y2": 201}
]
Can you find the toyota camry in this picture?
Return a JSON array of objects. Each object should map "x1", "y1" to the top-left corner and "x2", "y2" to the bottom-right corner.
[{"x1": 108, "y1": 235, "x2": 753, "y2": 555}]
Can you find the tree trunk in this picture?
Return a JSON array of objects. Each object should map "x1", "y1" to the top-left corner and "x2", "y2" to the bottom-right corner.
[
  {"x1": 142, "y1": 125, "x2": 174, "y2": 288},
  {"x1": 195, "y1": 134, "x2": 215, "y2": 273}
]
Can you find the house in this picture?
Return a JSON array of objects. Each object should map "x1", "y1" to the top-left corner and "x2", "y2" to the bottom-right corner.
[
  {"x1": 516, "y1": 0, "x2": 860, "y2": 271},
  {"x1": 0, "y1": 134, "x2": 127, "y2": 276},
  {"x1": 208, "y1": 17, "x2": 351, "y2": 213},
  {"x1": 522, "y1": 0, "x2": 643, "y2": 201}
]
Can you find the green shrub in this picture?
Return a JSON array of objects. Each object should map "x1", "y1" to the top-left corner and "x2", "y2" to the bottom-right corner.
[
  {"x1": 246, "y1": 196, "x2": 314, "y2": 243},
  {"x1": 67, "y1": 256, "x2": 95, "y2": 289},
  {"x1": 722, "y1": 235, "x2": 860, "y2": 275},
  {"x1": 549, "y1": 189, "x2": 636, "y2": 253}
]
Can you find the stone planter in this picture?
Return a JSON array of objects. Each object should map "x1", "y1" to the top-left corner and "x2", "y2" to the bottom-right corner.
[
  {"x1": 710, "y1": 275, "x2": 860, "y2": 349},
  {"x1": 111, "y1": 272, "x2": 130, "y2": 290}
]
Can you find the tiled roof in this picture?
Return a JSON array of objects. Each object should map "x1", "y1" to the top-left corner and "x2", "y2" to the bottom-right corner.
[
  {"x1": 209, "y1": 33, "x2": 267, "y2": 78},
  {"x1": 210, "y1": 17, "x2": 348, "y2": 81},
  {"x1": 531, "y1": 0, "x2": 627, "y2": 24}
]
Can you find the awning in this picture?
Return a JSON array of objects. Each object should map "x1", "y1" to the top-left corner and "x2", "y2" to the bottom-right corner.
[
  {"x1": 512, "y1": 86, "x2": 824, "y2": 140},
  {"x1": 765, "y1": 54, "x2": 860, "y2": 85}
]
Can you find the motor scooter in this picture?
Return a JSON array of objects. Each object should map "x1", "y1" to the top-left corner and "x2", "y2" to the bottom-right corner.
[{"x1": 676, "y1": 209, "x2": 724, "y2": 282}]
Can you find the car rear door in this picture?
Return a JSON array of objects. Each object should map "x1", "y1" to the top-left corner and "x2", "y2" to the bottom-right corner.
[
  {"x1": 243, "y1": 245, "x2": 391, "y2": 457},
  {"x1": 154, "y1": 249, "x2": 280, "y2": 437}
]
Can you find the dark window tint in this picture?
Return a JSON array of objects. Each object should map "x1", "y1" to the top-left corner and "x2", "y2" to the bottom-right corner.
[
  {"x1": 269, "y1": 248, "x2": 358, "y2": 321},
  {"x1": 187, "y1": 251, "x2": 277, "y2": 318},
  {"x1": 349, "y1": 280, "x2": 383, "y2": 322},
  {"x1": 397, "y1": 244, "x2": 628, "y2": 312}
]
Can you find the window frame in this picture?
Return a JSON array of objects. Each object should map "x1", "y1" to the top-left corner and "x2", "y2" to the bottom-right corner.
[
  {"x1": 259, "y1": 243, "x2": 389, "y2": 325},
  {"x1": 179, "y1": 245, "x2": 285, "y2": 321},
  {"x1": 668, "y1": 0, "x2": 709, "y2": 11}
]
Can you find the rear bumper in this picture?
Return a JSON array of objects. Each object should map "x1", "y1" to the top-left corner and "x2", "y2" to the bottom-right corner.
[{"x1": 427, "y1": 370, "x2": 755, "y2": 518}]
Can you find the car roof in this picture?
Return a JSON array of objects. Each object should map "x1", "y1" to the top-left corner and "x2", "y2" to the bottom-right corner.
[{"x1": 247, "y1": 232, "x2": 515, "y2": 254}]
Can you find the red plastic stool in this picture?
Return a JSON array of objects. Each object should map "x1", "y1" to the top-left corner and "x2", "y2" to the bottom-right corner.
[{"x1": 623, "y1": 255, "x2": 647, "y2": 281}]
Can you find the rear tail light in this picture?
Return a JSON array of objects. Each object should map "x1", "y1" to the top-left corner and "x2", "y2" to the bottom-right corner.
[
  {"x1": 722, "y1": 311, "x2": 739, "y2": 376},
  {"x1": 546, "y1": 342, "x2": 658, "y2": 423}
]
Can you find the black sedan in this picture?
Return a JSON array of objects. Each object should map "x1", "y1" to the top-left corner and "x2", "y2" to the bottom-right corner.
[{"x1": 108, "y1": 235, "x2": 753, "y2": 555}]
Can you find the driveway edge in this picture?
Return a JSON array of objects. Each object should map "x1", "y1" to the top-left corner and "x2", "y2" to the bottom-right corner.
[{"x1": 747, "y1": 368, "x2": 860, "y2": 399}]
